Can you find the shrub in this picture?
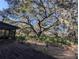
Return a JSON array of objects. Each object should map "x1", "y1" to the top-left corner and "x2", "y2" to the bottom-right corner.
[
  {"x1": 37, "y1": 35, "x2": 75, "y2": 46},
  {"x1": 16, "y1": 35, "x2": 26, "y2": 42}
]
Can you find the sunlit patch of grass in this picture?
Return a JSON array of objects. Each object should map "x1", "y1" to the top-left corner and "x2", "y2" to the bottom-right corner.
[
  {"x1": 16, "y1": 34, "x2": 77, "y2": 46},
  {"x1": 16, "y1": 35, "x2": 27, "y2": 42},
  {"x1": 34, "y1": 35, "x2": 77, "y2": 46}
]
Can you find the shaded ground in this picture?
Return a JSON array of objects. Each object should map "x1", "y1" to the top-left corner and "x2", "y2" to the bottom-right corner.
[
  {"x1": 26, "y1": 40, "x2": 78, "y2": 59},
  {"x1": 0, "y1": 42, "x2": 56, "y2": 59}
]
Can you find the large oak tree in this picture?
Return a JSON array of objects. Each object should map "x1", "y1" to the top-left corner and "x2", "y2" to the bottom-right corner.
[{"x1": 3, "y1": 0, "x2": 77, "y2": 40}]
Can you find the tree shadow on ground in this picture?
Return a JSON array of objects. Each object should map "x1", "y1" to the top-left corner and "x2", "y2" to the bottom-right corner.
[
  {"x1": 0, "y1": 41, "x2": 57, "y2": 59},
  {"x1": 24, "y1": 40, "x2": 78, "y2": 59}
]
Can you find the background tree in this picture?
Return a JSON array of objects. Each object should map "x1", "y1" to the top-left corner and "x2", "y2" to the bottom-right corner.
[{"x1": 4, "y1": 0, "x2": 77, "y2": 41}]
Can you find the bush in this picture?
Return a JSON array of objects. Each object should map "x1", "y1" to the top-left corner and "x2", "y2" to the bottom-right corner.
[
  {"x1": 39, "y1": 35, "x2": 48, "y2": 41},
  {"x1": 16, "y1": 35, "x2": 26, "y2": 42},
  {"x1": 20, "y1": 34, "x2": 76, "y2": 46},
  {"x1": 37, "y1": 35, "x2": 75, "y2": 46}
]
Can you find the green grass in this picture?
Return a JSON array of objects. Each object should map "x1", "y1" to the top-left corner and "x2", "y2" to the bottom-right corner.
[
  {"x1": 35, "y1": 35, "x2": 77, "y2": 46},
  {"x1": 16, "y1": 34, "x2": 77, "y2": 46},
  {"x1": 16, "y1": 35, "x2": 26, "y2": 42}
]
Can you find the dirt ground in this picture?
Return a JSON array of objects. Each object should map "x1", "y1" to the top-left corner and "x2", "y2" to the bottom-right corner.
[
  {"x1": 26, "y1": 40, "x2": 78, "y2": 59},
  {"x1": 0, "y1": 39, "x2": 77, "y2": 59},
  {"x1": 0, "y1": 42, "x2": 56, "y2": 59}
]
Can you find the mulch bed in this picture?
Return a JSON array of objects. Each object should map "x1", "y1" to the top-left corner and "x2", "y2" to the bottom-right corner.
[{"x1": 0, "y1": 42, "x2": 57, "y2": 59}]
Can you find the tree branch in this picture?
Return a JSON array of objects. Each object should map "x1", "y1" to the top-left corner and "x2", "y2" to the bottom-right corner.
[
  {"x1": 26, "y1": 17, "x2": 38, "y2": 36},
  {"x1": 10, "y1": 21, "x2": 29, "y2": 25},
  {"x1": 32, "y1": 0, "x2": 47, "y2": 17},
  {"x1": 43, "y1": 17, "x2": 59, "y2": 32},
  {"x1": 40, "y1": 12, "x2": 54, "y2": 22}
]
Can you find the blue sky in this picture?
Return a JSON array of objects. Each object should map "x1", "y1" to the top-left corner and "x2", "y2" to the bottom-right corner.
[{"x1": 0, "y1": 0, "x2": 9, "y2": 11}]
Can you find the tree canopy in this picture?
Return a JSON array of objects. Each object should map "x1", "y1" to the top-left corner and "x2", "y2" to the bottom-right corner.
[{"x1": 1, "y1": 0, "x2": 77, "y2": 40}]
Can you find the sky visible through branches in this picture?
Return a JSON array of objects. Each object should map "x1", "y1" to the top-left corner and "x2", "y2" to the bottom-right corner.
[
  {"x1": 0, "y1": 0, "x2": 9, "y2": 11},
  {"x1": 0, "y1": 0, "x2": 75, "y2": 32}
]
